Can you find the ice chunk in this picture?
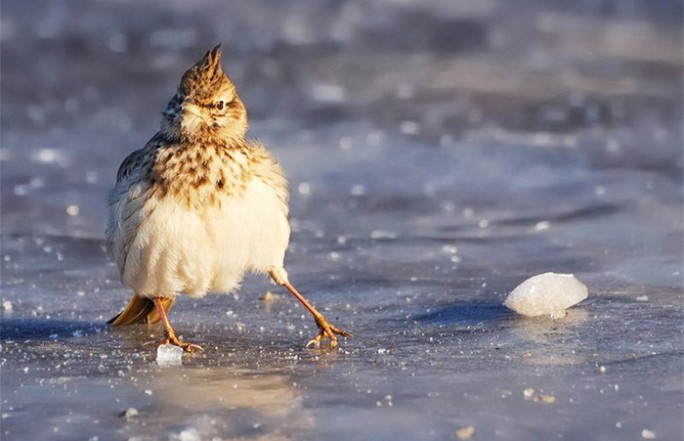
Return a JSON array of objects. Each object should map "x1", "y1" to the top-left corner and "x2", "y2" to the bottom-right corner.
[
  {"x1": 262, "y1": 290, "x2": 280, "y2": 305},
  {"x1": 119, "y1": 407, "x2": 138, "y2": 419},
  {"x1": 66, "y1": 204, "x2": 79, "y2": 216},
  {"x1": 503, "y1": 273, "x2": 588, "y2": 318},
  {"x1": 456, "y1": 425, "x2": 475, "y2": 440},
  {"x1": 156, "y1": 344, "x2": 183, "y2": 366},
  {"x1": 177, "y1": 428, "x2": 201, "y2": 441},
  {"x1": 641, "y1": 429, "x2": 656, "y2": 439}
]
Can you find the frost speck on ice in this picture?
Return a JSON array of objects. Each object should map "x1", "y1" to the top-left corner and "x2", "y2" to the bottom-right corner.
[
  {"x1": 503, "y1": 273, "x2": 588, "y2": 318},
  {"x1": 156, "y1": 344, "x2": 184, "y2": 366}
]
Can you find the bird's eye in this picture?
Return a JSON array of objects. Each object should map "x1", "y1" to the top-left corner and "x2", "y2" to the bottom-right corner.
[{"x1": 216, "y1": 101, "x2": 224, "y2": 110}]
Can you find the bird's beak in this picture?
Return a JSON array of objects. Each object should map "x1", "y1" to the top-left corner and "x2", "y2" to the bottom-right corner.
[{"x1": 180, "y1": 102, "x2": 204, "y2": 134}]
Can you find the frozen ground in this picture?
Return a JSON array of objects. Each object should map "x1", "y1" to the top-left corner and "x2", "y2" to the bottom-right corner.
[{"x1": 1, "y1": 1, "x2": 682, "y2": 440}]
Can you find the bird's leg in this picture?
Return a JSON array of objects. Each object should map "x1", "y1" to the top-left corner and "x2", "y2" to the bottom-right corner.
[
  {"x1": 147, "y1": 297, "x2": 203, "y2": 353},
  {"x1": 268, "y1": 267, "x2": 351, "y2": 349}
]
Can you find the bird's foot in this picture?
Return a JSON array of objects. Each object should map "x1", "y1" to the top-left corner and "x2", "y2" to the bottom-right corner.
[
  {"x1": 306, "y1": 316, "x2": 352, "y2": 350},
  {"x1": 145, "y1": 334, "x2": 204, "y2": 353}
]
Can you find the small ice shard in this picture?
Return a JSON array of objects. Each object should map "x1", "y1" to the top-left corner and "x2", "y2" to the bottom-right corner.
[
  {"x1": 119, "y1": 407, "x2": 138, "y2": 419},
  {"x1": 641, "y1": 429, "x2": 656, "y2": 439},
  {"x1": 262, "y1": 290, "x2": 280, "y2": 305},
  {"x1": 156, "y1": 344, "x2": 183, "y2": 366},
  {"x1": 66, "y1": 204, "x2": 79, "y2": 216},
  {"x1": 534, "y1": 394, "x2": 556, "y2": 404},
  {"x1": 503, "y1": 273, "x2": 588, "y2": 318},
  {"x1": 174, "y1": 428, "x2": 201, "y2": 441},
  {"x1": 456, "y1": 425, "x2": 475, "y2": 440}
]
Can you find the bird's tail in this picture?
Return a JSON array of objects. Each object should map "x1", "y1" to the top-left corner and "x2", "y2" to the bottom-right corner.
[{"x1": 108, "y1": 294, "x2": 175, "y2": 326}]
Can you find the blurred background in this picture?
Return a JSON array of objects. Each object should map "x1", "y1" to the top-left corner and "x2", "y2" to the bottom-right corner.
[
  {"x1": 2, "y1": 0, "x2": 682, "y2": 237},
  {"x1": 1, "y1": 1, "x2": 682, "y2": 440}
]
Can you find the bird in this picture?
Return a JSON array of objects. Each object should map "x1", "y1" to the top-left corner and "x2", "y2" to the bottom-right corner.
[{"x1": 106, "y1": 45, "x2": 350, "y2": 352}]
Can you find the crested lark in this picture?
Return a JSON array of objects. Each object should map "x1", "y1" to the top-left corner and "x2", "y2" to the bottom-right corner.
[{"x1": 107, "y1": 45, "x2": 350, "y2": 352}]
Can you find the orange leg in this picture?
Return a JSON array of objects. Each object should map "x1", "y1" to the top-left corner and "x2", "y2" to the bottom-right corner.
[
  {"x1": 269, "y1": 268, "x2": 351, "y2": 349},
  {"x1": 147, "y1": 297, "x2": 203, "y2": 353}
]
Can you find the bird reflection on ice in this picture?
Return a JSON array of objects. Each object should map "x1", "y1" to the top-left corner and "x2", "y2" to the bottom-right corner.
[{"x1": 125, "y1": 367, "x2": 314, "y2": 440}]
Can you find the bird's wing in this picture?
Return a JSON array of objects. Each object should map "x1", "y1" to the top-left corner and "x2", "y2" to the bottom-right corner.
[
  {"x1": 108, "y1": 134, "x2": 168, "y2": 277},
  {"x1": 248, "y1": 139, "x2": 289, "y2": 210},
  {"x1": 116, "y1": 148, "x2": 147, "y2": 182},
  {"x1": 115, "y1": 132, "x2": 168, "y2": 183}
]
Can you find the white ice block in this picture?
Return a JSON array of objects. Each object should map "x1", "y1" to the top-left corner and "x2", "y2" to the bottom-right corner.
[
  {"x1": 503, "y1": 272, "x2": 588, "y2": 318},
  {"x1": 156, "y1": 344, "x2": 184, "y2": 366}
]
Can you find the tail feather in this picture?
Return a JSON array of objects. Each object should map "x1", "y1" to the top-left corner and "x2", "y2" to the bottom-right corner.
[{"x1": 108, "y1": 295, "x2": 174, "y2": 326}]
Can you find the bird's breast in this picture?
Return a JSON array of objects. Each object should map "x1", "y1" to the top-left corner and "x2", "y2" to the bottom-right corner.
[{"x1": 152, "y1": 144, "x2": 251, "y2": 208}]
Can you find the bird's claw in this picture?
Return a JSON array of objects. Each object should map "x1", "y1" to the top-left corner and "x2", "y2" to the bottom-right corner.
[
  {"x1": 144, "y1": 336, "x2": 204, "y2": 353},
  {"x1": 306, "y1": 316, "x2": 352, "y2": 349}
]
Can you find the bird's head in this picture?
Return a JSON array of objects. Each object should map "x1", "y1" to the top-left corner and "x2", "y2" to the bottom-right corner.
[{"x1": 162, "y1": 45, "x2": 248, "y2": 142}]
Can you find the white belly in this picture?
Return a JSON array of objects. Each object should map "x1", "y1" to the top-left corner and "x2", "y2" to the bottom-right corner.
[{"x1": 108, "y1": 178, "x2": 290, "y2": 298}]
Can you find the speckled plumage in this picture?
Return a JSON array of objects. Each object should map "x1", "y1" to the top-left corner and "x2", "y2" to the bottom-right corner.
[{"x1": 107, "y1": 46, "x2": 349, "y2": 351}]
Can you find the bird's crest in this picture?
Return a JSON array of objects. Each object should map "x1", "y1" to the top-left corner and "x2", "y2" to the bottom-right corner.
[
  {"x1": 180, "y1": 45, "x2": 229, "y2": 97},
  {"x1": 196, "y1": 45, "x2": 224, "y2": 79}
]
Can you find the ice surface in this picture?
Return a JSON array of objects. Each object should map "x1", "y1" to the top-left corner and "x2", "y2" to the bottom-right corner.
[
  {"x1": 156, "y1": 344, "x2": 184, "y2": 366},
  {"x1": 1, "y1": 1, "x2": 682, "y2": 441},
  {"x1": 503, "y1": 273, "x2": 588, "y2": 318}
]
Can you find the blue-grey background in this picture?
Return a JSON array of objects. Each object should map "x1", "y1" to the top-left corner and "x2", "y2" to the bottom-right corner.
[{"x1": 1, "y1": 1, "x2": 682, "y2": 440}]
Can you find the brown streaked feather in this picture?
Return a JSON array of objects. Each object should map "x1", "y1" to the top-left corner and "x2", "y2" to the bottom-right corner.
[
  {"x1": 108, "y1": 294, "x2": 174, "y2": 326},
  {"x1": 249, "y1": 140, "x2": 289, "y2": 209},
  {"x1": 179, "y1": 45, "x2": 231, "y2": 102},
  {"x1": 116, "y1": 133, "x2": 173, "y2": 183}
]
